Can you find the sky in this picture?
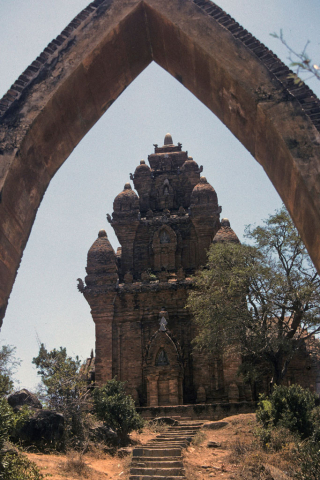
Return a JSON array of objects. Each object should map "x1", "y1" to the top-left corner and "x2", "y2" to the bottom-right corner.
[{"x1": 0, "y1": 0, "x2": 319, "y2": 390}]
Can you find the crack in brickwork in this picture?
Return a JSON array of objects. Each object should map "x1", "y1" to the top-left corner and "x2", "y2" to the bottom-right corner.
[{"x1": 192, "y1": 0, "x2": 320, "y2": 132}]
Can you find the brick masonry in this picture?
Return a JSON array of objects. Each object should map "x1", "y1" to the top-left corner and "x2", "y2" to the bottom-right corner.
[
  {"x1": 80, "y1": 135, "x2": 320, "y2": 406},
  {"x1": 1, "y1": 0, "x2": 320, "y2": 344}
]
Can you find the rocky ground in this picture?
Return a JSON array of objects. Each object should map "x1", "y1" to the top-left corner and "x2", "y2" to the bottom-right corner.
[{"x1": 26, "y1": 414, "x2": 295, "y2": 480}]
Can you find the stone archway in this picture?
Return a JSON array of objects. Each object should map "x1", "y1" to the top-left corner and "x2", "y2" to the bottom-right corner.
[{"x1": 0, "y1": 0, "x2": 320, "y2": 326}]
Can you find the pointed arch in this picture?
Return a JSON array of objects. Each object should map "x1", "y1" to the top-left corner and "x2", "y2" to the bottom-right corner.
[
  {"x1": 1, "y1": 0, "x2": 320, "y2": 325},
  {"x1": 144, "y1": 330, "x2": 183, "y2": 405}
]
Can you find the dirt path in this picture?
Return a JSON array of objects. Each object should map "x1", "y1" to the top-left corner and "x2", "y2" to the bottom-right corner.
[
  {"x1": 26, "y1": 428, "x2": 158, "y2": 480},
  {"x1": 183, "y1": 414, "x2": 257, "y2": 480},
  {"x1": 26, "y1": 414, "x2": 259, "y2": 480}
]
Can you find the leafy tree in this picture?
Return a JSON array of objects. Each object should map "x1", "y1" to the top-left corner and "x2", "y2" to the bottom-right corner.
[
  {"x1": 0, "y1": 344, "x2": 20, "y2": 397},
  {"x1": 32, "y1": 344, "x2": 90, "y2": 444},
  {"x1": 187, "y1": 207, "x2": 320, "y2": 387},
  {"x1": 93, "y1": 378, "x2": 144, "y2": 444}
]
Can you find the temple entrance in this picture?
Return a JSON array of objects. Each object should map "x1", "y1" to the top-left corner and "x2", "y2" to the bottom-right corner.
[
  {"x1": 146, "y1": 369, "x2": 183, "y2": 407},
  {"x1": 144, "y1": 326, "x2": 184, "y2": 407}
]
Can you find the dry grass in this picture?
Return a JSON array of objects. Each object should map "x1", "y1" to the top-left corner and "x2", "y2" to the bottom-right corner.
[
  {"x1": 144, "y1": 420, "x2": 170, "y2": 434},
  {"x1": 228, "y1": 434, "x2": 299, "y2": 480},
  {"x1": 59, "y1": 452, "x2": 92, "y2": 478},
  {"x1": 191, "y1": 430, "x2": 207, "y2": 446}
]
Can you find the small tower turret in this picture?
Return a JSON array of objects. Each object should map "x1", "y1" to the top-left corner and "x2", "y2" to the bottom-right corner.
[{"x1": 85, "y1": 230, "x2": 118, "y2": 286}]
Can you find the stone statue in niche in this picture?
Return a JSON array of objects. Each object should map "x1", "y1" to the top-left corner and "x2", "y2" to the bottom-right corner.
[
  {"x1": 159, "y1": 307, "x2": 168, "y2": 331},
  {"x1": 163, "y1": 178, "x2": 171, "y2": 197},
  {"x1": 160, "y1": 230, "x2": 171, "y2": 244},
  {"x1": 156, "y1": 349, "x2": 169, "y2": 366}
]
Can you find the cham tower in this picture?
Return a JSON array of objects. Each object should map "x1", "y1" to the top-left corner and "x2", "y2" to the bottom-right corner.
[{"x1": 79, "y1": 134, "x2": 246, "y2": 407}]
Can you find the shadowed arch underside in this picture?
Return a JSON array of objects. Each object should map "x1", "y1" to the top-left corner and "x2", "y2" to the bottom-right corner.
[{"x1": 0, "y1": 0, "x2": 320, "y2": 326}]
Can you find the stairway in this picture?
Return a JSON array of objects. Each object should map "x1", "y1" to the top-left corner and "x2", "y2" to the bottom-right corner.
[{"x1": 129, "y1": 421, "x2": 203, "y2": 480}]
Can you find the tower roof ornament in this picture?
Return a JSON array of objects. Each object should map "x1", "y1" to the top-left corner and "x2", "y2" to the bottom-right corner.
[{"x1": 164, "y1": 133, "x2": 173, "y2": 145}]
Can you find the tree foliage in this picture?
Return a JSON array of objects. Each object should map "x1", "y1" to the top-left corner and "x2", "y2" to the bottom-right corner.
[
  {"x1": 0, "y1": 344, "x2": 20, "y2": 397},
  {"x1": 0, "y1": 398, "x2": 13, "y2": 451},
  {"x1": 187, "y1": 207, "x2": 320, "y2": 386},
  {"x1": 256, "y1": 385, "x2": 320, "y2": 480},
  {"x1": 93, "y1": 378, "x2": 144, "y2": 443},
  {"x1": 257, "y1": 384, "x2": 317, "y2": 439},
  {"x1": 32, "y1": 344, "x2": 90, "y2": 444}
]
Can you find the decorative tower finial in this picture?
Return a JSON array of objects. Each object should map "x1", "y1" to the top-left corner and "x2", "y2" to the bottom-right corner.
[{"x1": 164, "y1": 133, "x2": 173, "y2": 145}]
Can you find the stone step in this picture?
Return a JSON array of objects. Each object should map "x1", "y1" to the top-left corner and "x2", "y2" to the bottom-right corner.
[
  {"x1": 152, "y1": 437, "x2": 191, "y2": 442},
  {"x1": 130, "y1": 467, "x2": 185, "y2": 476},
  {"x1": 133, "y1": 448, "x2": 182, "y2": 457},
  {"x1": 149, "y1": 438, "x2": 189, "y2": 443},
  {"x1": 170, "y1": 416, "x2": 192, "y2": 421},
  {"x1": 154, "y1": 435, "x2": 192, "y2": 440},
  {"x1": 172, "y1": 427, "x2": 200, "y2": 431},
  {"x1": 129, "y1": 422, "x2": 204, "y2": 480},
  {"x1": 132, "y1": 457, "x2": 182, "y2": 463},
  {"x1": 131, "y1": 460, "x2": 184, "y2": 468},
  {"x1": 145, "y1": 444, "x2": 187, "y2": 449},
  {"x1": 152, "y1": 440, "x2": 191, "y2": 446},
  {"x1": 129, "y1": 476, "x2": 186, "y2": 480},
  {"x1": 177, "y1": 423, "x2": 203, "y2": 427},
  {"x1": 148, "y1": 441, "x2": 188, "y2": 446}
]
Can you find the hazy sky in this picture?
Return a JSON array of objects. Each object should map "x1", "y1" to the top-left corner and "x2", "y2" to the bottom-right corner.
[{"x1": 0, "y1": 0, "x2": 319, "y2": 390}]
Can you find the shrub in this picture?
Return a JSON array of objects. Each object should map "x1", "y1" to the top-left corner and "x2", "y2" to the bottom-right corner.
[
  {"x1": 256, "y1": 425, "x2": 298, "y2": 452},
  {"x1": 257, "y1": 384, "x2": 317, "y2": 439},
  {"x1": 0, "y1": 453, "x2": 44, "y2": 480},
  {"x1": 0, "y1": 399, "x2": 44, "y2": 479},
  {"x1": 310, "y1": 406, "x2": 320, "y2": 442},
  {"x1": 93, "y1": 378, "x2": 144, "y2": 444},
  {"x1": 295, "y1": 439, "x2": 320, "y2": 480},
  {"x1": 0, "y1": 398, "x2": 14, "y2": 450}
]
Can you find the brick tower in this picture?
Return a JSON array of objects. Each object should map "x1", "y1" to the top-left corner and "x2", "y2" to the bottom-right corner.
[{"x1": 80, "y1": 134, "x2": 245, "y2": 406}]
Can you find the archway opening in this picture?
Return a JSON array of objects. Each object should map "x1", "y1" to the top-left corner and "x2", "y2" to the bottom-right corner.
[
  {"x1": 0, "y1": 0, "x2": 320, "y2": 390},
  {"x1": 0, "y1": 62, "x2": 283, "y2": 388}
]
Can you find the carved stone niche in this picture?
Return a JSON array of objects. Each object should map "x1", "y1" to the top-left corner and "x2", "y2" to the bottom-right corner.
[
  {"x1": 157, "y1": 178, "x2": 174, "y2": 211},
  {"x1": 152, "y1": 225, "x2": 177, "y2": 271},
  {"x1": 144, "y1": 331, "x2": 183, "y2": 406}
]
